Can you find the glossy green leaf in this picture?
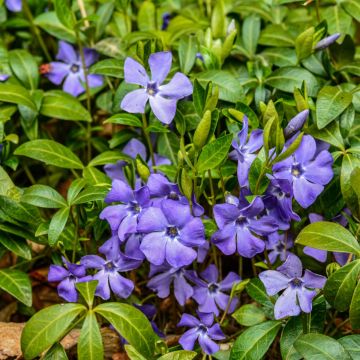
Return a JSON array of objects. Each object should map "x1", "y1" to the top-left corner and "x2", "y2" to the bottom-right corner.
[
  {"x1": 259, "y1": 24, "x2": 295, "y2": 47},
  {"x1": 78, "y1": 311, "x2": 103, "y2": 360},
  {"x1": 104, "y1": 113, "x2": 142, "y2": 127},
  {"x1": 294, "y1": 333, "x2": 351, "y2": 360},
  {"x1": 21, "y1": 184, "x2": 67, "y2": 208},
  {"x1": 95, "y1": 302, "x2": 157, "y2": 358},
  {"x1": 242, "y1": 15, "x2": 261, "y2": 56},
  {"x1": 76, "y1": 281, "x2": 98, "y2": 308},
  {"x1": 196, "y1": 134, "x2": 233, "y2": 173},
  {"x1": 8, "y1": 50, "x2": 39, "y2": 90},
  {"x1": 246, "y1": 278, "x2": 274, "y2": 309},
  {"x1": 158, "y1": 350, "x2": 197, "y2": 360},
  {"x1": 83, "y1": 166, "x2": 111, "y2": 186},
  {"x1": 21, "y1": 303, "x2": 87, "y2": 360},
  {"x1": 0, "y1": 232, "x2": 31, "y2": 259},
  {"x1": 296, "y1": 221, "x2": 360, "y2": 255},
  {"x1": 324, "y1": 260, "x2": 360, "y2": 311},
  {"x1": 137, "y1": 1, "x2": 156, "y2": 31},
  {"x1": 0, "y1": 84, "x2": 36, "y2": 110},
  {"x1": 338, "y1": 335, "x2": 360, "y2": 359},
  {"x1": 40, "y1": 91, "x2": 92, "y2": 122},
  {"x1": 54, "y1": 0, "x2": 75, "y2": 29},
  {"x1": 179, "y1": 35, "x2": 197, "y2": 74},
  {"x1": 72, "y1": 186, "x2": 108, "y2": 205},
  {"x1": 232, "y1": 304, "x2": 266, "y2": 327},
  {"x1": 295, "y1": 27, "x2": 314, "y2": 61},
  {"x1": 316, "y1": 86, "x2": 352, "y2": 129},
  {"x1": 0, "y1": 269, "x2": 32, "y2": 306},
  {"x1": 15, "y1": 140, "x2": 84, "y2": 169},
  {"x1": 230, "y1": 321, "x2": 282, "y2": 360},
  {"x1": 43, "y1": 343, "x2": 69, "y2": 360},
  {"x1": 125, "y1": 345, "x2": 147, "y2": 360},
  {"x1": 350, "y1": 281, "x2": 360, "y2": 329},
  {"x1": 67, "y1": 179, "x2": 87, "y2": 204},
  {"x1": 308, "y1": 122, "x2": 345, "y2": 150},
  {"x1": 280, "y1": 316, "x2": 303, "y2": 360},
  {"x1": 89, "y1": 150, "x2": 131, "y2": 167},
  {"x1": 48, "y1": 207, "x2": 70, "y2": 246},
  {"x1": 89, "y1": 58, "x2": 123, "y2": 78}
]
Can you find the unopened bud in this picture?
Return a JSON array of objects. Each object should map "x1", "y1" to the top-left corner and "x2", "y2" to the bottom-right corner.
[
  {"x1": 284, "y1": 109, "x2": 309, "y2": 138},
  {"x1": 326, "y1": 262, "x2": 341, "y2": 277},
  {"x1": 194, "y1": 110, "x2": 212, "y2": 150},
  {"x1": 315, "y1": 33, "x2": 341, "y2": 50}
]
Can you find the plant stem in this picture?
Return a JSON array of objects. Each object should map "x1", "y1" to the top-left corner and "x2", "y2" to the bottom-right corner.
[
  {"x1": 71, "y1": 207, "x2": 80, "y2": 263},
  {"x1": 264, "y1": 248, "x2": 272, "y2": 269},
  {"x1": 208, "y1": 170, "x2": 215, "y2": 206},
  {"x1": 142, "y1": 113, "x2": 156, "y2": 170},
  {"x1": 302, "y1": 312, "x2": 311, "y2": 334}
]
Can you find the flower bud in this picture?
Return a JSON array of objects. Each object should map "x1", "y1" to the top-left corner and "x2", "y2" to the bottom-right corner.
[
  {"x1": 194, "y1": 110, "x2": 212, "y2": 150},
  {"x1": 314, "y1": 33, "x2": 341, "y2": 50},
  {"x1": 136, "y1": 156, "x2": 150, "y2": 182},
  {"x1": 180, "y1": 168, "x2": 193, "y2": 201},
  {"x1": 284, "y1": 109, "x2": 309, "y2": 138},
  {"x1": 326, "y1": 262, "x2": 341, "y2": 277}
]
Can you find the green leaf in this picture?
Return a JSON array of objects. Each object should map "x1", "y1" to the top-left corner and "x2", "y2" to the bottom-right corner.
[
  {"x1": 137, "y1": 1, "x2": 156, "y2": 31},
  {"x1": 48, "y1": 207, "x2": 70, "y2": 246},
  {"x1": 76, "y1": 281, "x2": 98, "y2": 308},
  {"x1": 280, "y1": 316, "x2": 303, "y2": 360},
  {"x1": 158, "y1": 350, "x2": 197, "y2": 360},
  {"x1": 265, "y1": 67, "x2": 319, "y2": 97},
  {"x1": 0, "y1": 269, "x2": 32, "y2": 307},
  {"x1": 230, "y1": 321, "x2": 282, "y2": 360},
  {"x1": 338, "y1": 335, "x2": 360, "y2": 359},
  {"x1": 67, "y1": 179, "x2": 87, "y2": 204},
  {"x1": 89, "y1": 58, "x2": 123, "y2": 78},
  {"x1": 83, "y1": 166, "x2": 111, "y2": 186},
  {"x1": 342, "y1": 0, "x2": 360, "y2": 22},
  {"x1": 179, "y1": 35, "x2": 197, "y2": 74},
  {"x1": 0, "y1": 232, "x2": 31, "y2": 260},
  {"x1": 232, "y1": 304, "x2": 266, "y2": 327},
  {"x1": 242, "y1": 15, "x2": 261, "y2": 56},
  {"x1": 40, "y1": 91, "x2": 92, "y2": 122},
  {"x1": 321, "y1": 6, "x2": 352, "y2": 37},
  {"x1": 295, "y1": 27, "x2": 314, "y2": 61},
  {"x1": 43, "y1": 343, "x2": 69, "y2": 360},
  {"x1": 294, "y1": 334, "x2": 351, "y2": 360},
  {"x1": 104, "y1": 114, "x2": 142, "y2": 127},
  {"x1": 21, "y1": 303, "x2": 87, "y2": 360},
  {"x1": 196, "y1": 134, "x2": 233, "y2": 173},
  {"x1": 34, "y1": 11, "x2": 76, "y2": 43},
  {"x1": 308, "y1": 122, "x2": 345, "y2": 150},
  {"x1": 125, "y1": 345, "x2": 147, "y2": 360},
  {"x1": 246, "y1": 278, "x2": 274, "y2": 309},
  {"x1": 316, "y1": 86, "x2": 353, "y2": 129},
  {"x1": 195, "y1": 71, "x2": 244, "y2": 103},
  {"x1": 258, "y1": 24, "x2": 295, "y2": 47},
  {"x1": 54, "y1": 0, "x2": 75, "y2": 29},
  {"x1": 0, "y1": 84, "x2": 36, "y2": 110},
  {"x1": 295, "y1": 221, "x2": 360, "y2": 255},
  {"x1": 341, "y1": 153, "x2": 360, "y2": 216},
  {"x1": 8, "y1": 50, "x2": 39, "y2": 90},
  {"x1": 21, "y1": 185, "x2": 67, "y2": 208},
  {"x1": 72, "y1": 186, "x2": 108, "y2": 205},
  {"x1": 95, "y1": 302, "x2": 157, "y2": 358},
  {"x1": 350, "y1": 281, "x2": 360, "y2": 329},
  {"x1": 15, "y1": 140, "x2": 84, "y2": 169},
  {"x1": 78, "y1": 311, "x2": 103, "y2": 360},
  {"x1": 261, "y1": 48, "x2": 297, "y2": 67},
  {"x1": 89, "y1": 150, "x2": 131, "y2": 167},
  {"x1": 324, "y1": 260, "x2": 360, "y2": 311}
]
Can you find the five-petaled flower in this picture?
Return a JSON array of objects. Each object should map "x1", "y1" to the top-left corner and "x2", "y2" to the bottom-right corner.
[
  {"x1": 178, "y1": 312, "x2": 225, "y2": 355},
  {"x1": 121, "y1": 51, "x2": 193, "y2": 124},
  {"x1": 45, "y1": 41, "x2": 103, "y2": 97},
  {"x1": 259, "y1": 255, "x2": 326, "y2": 319}
]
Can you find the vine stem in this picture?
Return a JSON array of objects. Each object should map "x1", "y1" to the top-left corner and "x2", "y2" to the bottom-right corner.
[{"x1": 302, "y1": 312, "x2": 311, "y2": 334}]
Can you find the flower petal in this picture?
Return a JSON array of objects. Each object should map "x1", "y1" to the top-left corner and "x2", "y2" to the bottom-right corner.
[
  {"x1": 83, "y1": 48, "x2": 99, "y2": 67},
  {"x1": 87, "y1": 74, "x2": 103, "y2": 88},
  {"x1": 213, "y1": 203, "x2": 239, "y2": 228},
  {"x1": 159, "y1": 72, "x2": 193, "y2": 99},
  {"x1": 58, "y1": 278, "x2": 78, "y2": 302},
  {"x1": 200, "y1": 264, "x2": 218, "y2": 284},
  {"x1": 109, "y1": 273, "x2": 134, "y2": 298},
  {"x1": 63, "y1": 73, "x2": 84, "y2": 97},
  {"x1": 137, "y1": 207, "x2": 168, "y2": 232},
  {"x1": 297, "y1": 288, "x2": 316, "y2": 313},
  {"x1": 121, "y1": 88, "x2": 149, "y2": 114},
  {"x1": 174, "y1": 274, "x2": 193, "y2": 306},
  {"x1": 178, "y1": 313, "x2": 200, "y2": 327},
  {"x1": 123, "y1": 138, "x2": 147, "y2": 160},
  {"x1": 180, "y1": 218, "x2": 205, "y2": 247},
  {"x1": 149, "y1": 52, "x2": 172, "y2": 84},
  {"x1": 303, "y1": 247, "x2": 327, "y2": 262},
  {"x1": 198, "y1": 334, "x2": 219, "y2": 355},
  {"x1": 81, "y1": 255, "x2": 105, "y2": 269},
  {"x1": 211, "y1": 225, "x2": 237, "y2": 256},
  {"x1": 140, "y1": 232, "x2": 167, "y2": 265},
  {"x1": 48, "y1": 265, "x2": 68, "y2": 282},
  {"x1": 274, "y1": 286, "x2": 300, "y2": 319},
  {"x1": 294, "y1": 135, "x2": 316, "y2": 164},
  {"x1": 56, "y1": 41, "x2": 78, "y2": 64},
  {"x1": 166, "y1": 238, "x2": 197, "y2": 268},
  {"x1": 105, "y1": 179, "x2": 134, "y2": 203},
  {"x1": 46, "y1": 62, "x2": 69, "y2": 85},
  {"x1": 179, "y1": 328, "x2": 198, "y2": 351},
  {"x1": 293, "y1": 176, "x2": 323, "y2": 208},
  {"x1": 149, "y1": 95, "x2": 177, "y2": 124},
  {"x1": 259, "y1": 270, "x2": 289, "y2": 296},
  {"x1": 124, "y1": 57, "x2": 149, "y2": 86},
  {"x1": 302, "y1": 269, "x2": 326, "y2": 289},
  {"x1": 304, "y1": 150, "x2": 333, "y2": 185},
  {"x1": 277, "y1": 254, "x2": 303, "y2": 278}
]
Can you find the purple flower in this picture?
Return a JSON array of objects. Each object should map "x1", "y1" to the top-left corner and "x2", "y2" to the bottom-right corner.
[
  {"x1": 137, "y1": 199, "x2": 205, "y2": 267},
  {"x1": 48, "y1": 258, "x2": 91, "y2": 302},
  {"x1": 46, "y1": 41, "x2": 103, "y2": 97},
  {"x1": 100, "y1": 180, "x2": 150, "y2": 241},
  {"x1": 104, "y1": 138, "x2": 170, "y2": 184},
  {"x1": 188, "y1": 265, "x2": 240, "y2": 316},
  {"x1": 211, "y1": 195, "x2": 278, "y2": 258},
  {"x1": 284, "y1": 110, "x2": 309, "y2": 138},
  {"x1": 161, "y1": 13, "x2": 172, "y2": 30},
  {"x1": 259, "y1": 255, "x2": 326, "y2": 319},
  {"x1": 266, "y1": 232, "x2": 293, "y2": 264},
  {"x1": 272, "y1": 135, "x2": 333, "y2": 208},
  {"x1": 303, "y1": 212, "x2": 350, "y2": 266},
  {"x1": 0, "y1": 74, "x2": 10, "y2": 82},
  {"x1": 229, "y1": 116, "x2": 263, "y2": 188},
  {"x1": 178, "y1": 312, "x2": 225, "y2": 355},
  {"x1": 263, "y1": 178, "x2": 300, "y2": 230},
  {"x1": 5, "y1": 0, "x2": 22, "y2": 12},
  {"x1": 147, "y1": 173, "x2": 204, "y2": 216},
  {"x1": 121, "y1": 52, "x2": 193, "y2": 124},
  {"x1": 81, "y1": 253, "x2": 140, "y2": 300},
  {"x1": 315, "y1": 33, "x2": 341, "y2": 50},
  {"x1": 147, "y1": 263, "x2": 193, "y2": 306}
]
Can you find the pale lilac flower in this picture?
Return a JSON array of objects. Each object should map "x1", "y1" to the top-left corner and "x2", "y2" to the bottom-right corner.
[
  {"x1": 121, "y1": 52, "x2": 193, "y2": 124},
  {"x1": 48, "y1": 258, "x2": 91, "y2": 302},
  {"x1": 229, "y1": 116, "x2": 263, "y2": 188},
  {"x1": 5, "y1": 0, "x2": 22, "y2": 12},
  {"x1": 273, "y1": 135, "x2": 333, "y2": 208},
  {"x1": 46, "y1": 41, "x2": 103, "y2": 97},
  {"x1": 259, "y1": 255, "x2": 326, "y2": 319},
  {"x1": 178, "y1": 312, "x2": 225, "y2": 355},
  {"x1": 315, "y1": 33, "x2": 341, "y2": 50},
  {"x1": 188, "y1": 264, "x2": 241, "y2": 316},
  {"x1": 137, "y1": 199, "x2": 205, "y2": 267}
]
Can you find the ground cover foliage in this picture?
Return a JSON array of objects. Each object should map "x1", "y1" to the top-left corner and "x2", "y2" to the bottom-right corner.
[{"x1": 0, "y1": 0, "x2": 360, "y2": 359}]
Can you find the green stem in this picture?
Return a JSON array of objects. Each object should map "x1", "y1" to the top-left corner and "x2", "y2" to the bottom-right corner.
[
  {"x1": 264, "y1": 248, "x2": 272, "y2": 269},
  {"x1": 142, "y1": 113, "x2": 156, "y2": 170},
  {"x1": 302, "y1": 312, "x2": 311, "y2": 334},
  {"x1": 22, "y1": 2, "x2": 52, "y2": 62},
  {"x1": 71, "y1": 207, "x2": 80, "y2": 263},
  {"x1": 23, "y1": 163, "x2": 36, "y2": 185},
  {"x1": 208, "y1": 170, "x2": 215, "y2": 206}
]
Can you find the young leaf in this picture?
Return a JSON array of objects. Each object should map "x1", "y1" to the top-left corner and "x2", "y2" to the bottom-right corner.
[
  {"x1": 15, "y1": 140, "x2": 84, "y2": 169},
  {"x1": 43, "y1": 343, "x2": 69, "y2": 360},
  {"x1": 196, "y1": 134, "x2": 233, "y2": 173},
  {"x1": 21, "y1": 303, "x2": 87, "y2": 360},
  {"x1": 67, "y1": 179, "x2": 87, "y2": 204},
  {"x1": 72, "y1": 186, "x2": 108, "y2": 205},
  {"x1": 0, "y1": 269, "x2": 32, "y2": 307},
  {"x1": 48, "y1": 207, "x2": 70, "y2": 246},
  {"x1": 88, "y1": 151, "x2": 131, "y2": 167},
  {"x1": 158, "y1": 350, "x2": 197, "y2": 359},
  {"x1": 40, "y1": 91, "x2": 92, "y2": 122},
  {"x1": 21, "y1": 185, "x2": 67, "y2": 208},
  {"x1": 125, "y1": 345, "x2": 147, "y2": 360},
  {"x1": 94, "y1": 302, "x2": 157, "y2": 358},
  {"x1": 104, "y1": 114, "x2": 142, "y2": 127},
  {"x1": 78, "y1": 311, "x2": 104, "y2": 360},
  {"x1": 89, "y1": 58, "x2": 124, "y2": 78},
  {"x1": 54, "y1": 0, "x2": 75, "y2": 29},
  {"x1": 242, "y1": 15, "x2": 261, "y2": 57},
  {"x1": 232, "y1": 304, "x2": 266, "y2": 327},
  {"x1": 179, "y1": 35, "x2": 197, "y2": 74},
  {"x1": 294, "y1": 334, "x2": 351, "y2": 360},
  {"x1": 76, "y1": 281, "x2": 98, "y2": 308},
  {"x1": 230, "y1": 321, "x2": 282, "y2": 360},
  {"x1": 316, "y1": 86, "x2": 353, "y2": 129},
  {"x1": 295, "y1": 221, "x2": 360, "y2": 255}
]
